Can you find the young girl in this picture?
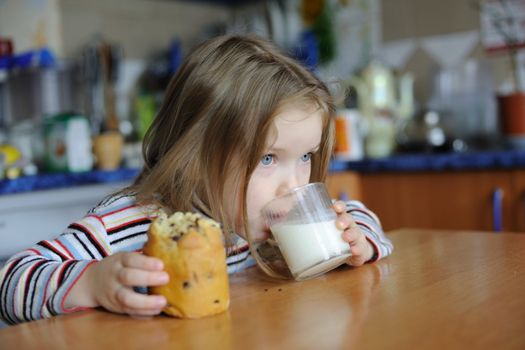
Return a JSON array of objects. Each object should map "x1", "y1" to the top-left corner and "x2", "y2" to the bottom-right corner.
[{"x1": 0, "y1": 35, "x2": 393, "y2": 325}]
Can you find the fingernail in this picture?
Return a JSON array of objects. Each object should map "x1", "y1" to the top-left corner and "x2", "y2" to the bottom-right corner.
[{"x1": 159, "y1": 273, "x2": 169, "y2": 283}]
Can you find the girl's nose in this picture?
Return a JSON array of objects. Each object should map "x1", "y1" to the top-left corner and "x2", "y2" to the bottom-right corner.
[{"x1": 276, "y1": 171, "x2": 300, "y2": 197}]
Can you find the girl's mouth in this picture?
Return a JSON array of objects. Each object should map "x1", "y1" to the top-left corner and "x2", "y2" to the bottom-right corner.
[
  {"x1": 253, "y1": 228, "x2": 270, "y2": 242},
  {"x1": 247, "y1": 216, "x2": 274, "y2": 242},
  {"x1": 262, "y1": 208, "x2": 288, "y2": 224}
]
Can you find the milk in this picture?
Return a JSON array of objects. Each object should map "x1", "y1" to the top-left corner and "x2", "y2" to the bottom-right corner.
[{"x1": 271, "y1": 220, "x2": 351, "y2": 279}]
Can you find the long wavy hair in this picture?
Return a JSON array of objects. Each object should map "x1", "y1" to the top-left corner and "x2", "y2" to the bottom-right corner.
[{"x1": 128, "y1": 34, "x2": 335, "y2": 242}]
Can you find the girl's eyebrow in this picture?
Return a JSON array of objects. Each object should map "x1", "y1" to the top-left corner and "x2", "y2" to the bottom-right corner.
[{"x1": 267, "y1": 144, "x2": 320, "y2": 153}]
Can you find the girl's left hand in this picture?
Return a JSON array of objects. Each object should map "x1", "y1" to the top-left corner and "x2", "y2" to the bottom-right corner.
[{"x1": 334, "y1": 200, "x2": 375, "y2": 267}]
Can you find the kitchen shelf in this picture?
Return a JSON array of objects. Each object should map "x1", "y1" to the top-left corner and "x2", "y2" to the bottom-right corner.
[
  {"x1": 3, "y1": 150, "x2": 525, "y2": 196},
  {"x1": 176, "y1": 0, "x2": 263, "y2": 5},
  {"x1": 329, "y1": 149, "x2": 525, "y2": 173},
  {"x1": 0, "y1": 168, "x2": 139, "y2": 195}
]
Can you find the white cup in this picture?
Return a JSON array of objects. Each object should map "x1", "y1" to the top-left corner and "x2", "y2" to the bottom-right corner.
[{"x1": 259, "y1": 182, "x2": 351, "y2": 281}]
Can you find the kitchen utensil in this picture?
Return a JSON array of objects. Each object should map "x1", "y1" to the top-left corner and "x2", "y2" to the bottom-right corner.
[{"x1": 346, "y1": 61, "x2": 414, "y2": 158}]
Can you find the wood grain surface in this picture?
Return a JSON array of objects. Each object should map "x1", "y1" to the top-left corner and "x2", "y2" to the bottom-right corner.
[{"x1": 1, "y1": 229, "x2": 524, "y2": 350}]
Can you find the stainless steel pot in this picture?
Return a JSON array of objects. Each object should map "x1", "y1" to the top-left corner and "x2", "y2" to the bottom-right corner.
[{"x1": 5, "y1": 63, "x2": 81, "y2": 125}]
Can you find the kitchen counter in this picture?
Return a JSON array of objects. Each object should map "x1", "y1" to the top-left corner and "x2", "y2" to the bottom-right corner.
[
  {"x1": 1, "y1": 229, "x2": 524, "y2": 349},
  {"x1": 2, "y1": 150, "x2": 525, "y2": 196},
  {"x1": 330, "y1": 149, "x2": 525, "y2": 173},
  {"x1": 0, "y1": 167, "x2": 139, "y2": 195}
]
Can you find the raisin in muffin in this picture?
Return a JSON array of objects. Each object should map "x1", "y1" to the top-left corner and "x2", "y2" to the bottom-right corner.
[{"x1": 143, "y1": 211, "x2": 230, "y2": 318}]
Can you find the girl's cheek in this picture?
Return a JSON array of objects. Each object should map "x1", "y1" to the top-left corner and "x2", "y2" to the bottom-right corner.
[
  {"x1": 299, "y1": 163, "x2": 312, "y2": 183},
  {"x1": 254, "y1": 164, "x2": 275, "y2": 175},
  {"x1": 247, "y1": 175, "x2": 271, "y2": 215}
]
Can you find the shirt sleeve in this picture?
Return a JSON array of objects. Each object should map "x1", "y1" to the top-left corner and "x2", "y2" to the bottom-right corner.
[
  {"x1": 345, "y1": 200, "x2": 393, "y2": 261},
  {"x1": 0, "y1": 214, "x2": 110, "y2": 325}
]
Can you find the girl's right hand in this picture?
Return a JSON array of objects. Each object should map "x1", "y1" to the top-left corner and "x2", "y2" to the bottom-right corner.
[{"x1": 69, "y1": 252, "x2": 169, "y2": 317}]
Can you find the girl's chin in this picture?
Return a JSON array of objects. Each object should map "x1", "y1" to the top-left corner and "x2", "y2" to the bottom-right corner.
[{"x1": 249, "y1": 229, "x2": 271, "y2": 243}]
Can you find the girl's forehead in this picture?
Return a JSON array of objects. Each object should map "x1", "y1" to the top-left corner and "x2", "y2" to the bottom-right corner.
[
  {"x1": 274, "y1": 102, "x2": 323, "y2": 123},
  {"x1": 266, "y1": 107, "x2": 323, "y2": 149}
]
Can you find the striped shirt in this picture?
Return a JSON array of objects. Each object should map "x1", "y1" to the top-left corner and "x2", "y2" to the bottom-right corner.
[{"x1": 0, "y1": 194, "x2": 393, "y2": 325}]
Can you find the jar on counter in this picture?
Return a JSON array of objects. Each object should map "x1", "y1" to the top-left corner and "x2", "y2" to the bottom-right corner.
[{"x1": 44, "y1": 113, "x2": 93, "y2": 172}]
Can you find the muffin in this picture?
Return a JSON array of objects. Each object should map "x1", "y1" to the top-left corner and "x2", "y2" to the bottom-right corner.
[{"x1": 143, "y1": 211, "x2": 230, "y2": 318}]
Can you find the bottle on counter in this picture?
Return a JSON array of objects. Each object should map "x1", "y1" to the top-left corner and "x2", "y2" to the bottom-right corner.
[{"x1": 44, "y1": 113, "x2": 93, "y2": 173}]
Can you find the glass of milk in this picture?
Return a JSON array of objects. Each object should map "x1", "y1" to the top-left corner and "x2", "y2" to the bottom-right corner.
[{"x1": 258, "y1": 182, "x2": 351, "y2": 281}]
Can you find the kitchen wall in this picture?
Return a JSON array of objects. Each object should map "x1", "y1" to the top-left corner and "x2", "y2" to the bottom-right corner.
[
  {"x1": 381, "y1": 0, "x2": 520, "y2": 104},
  {"x1": 0, "y1": 0, "x2": 230, "y2": 58},
  {"x1": 59, "y1": 0, "x2": 229, "y2": 59},
  {"x1": 383, "y1": 0, "x2": 479, "y2": 40},
  {"x1": 0, "y1": 0, "x2": 233, "y2": 136},
  {"x1": 0, "y1": 0, "x2": 62, "y2": 54}
]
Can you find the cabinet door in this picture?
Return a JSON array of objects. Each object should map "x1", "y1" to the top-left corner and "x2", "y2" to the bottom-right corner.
[
  {"x1": 326, "y1": 171, "x2": 362, "y2": 201},
  {"x1": 0, "y1": 182, "x2": 129, "y2": 259},
  {"x1": 359, "y1": 170, "x2": 513, "y2": 232},
  {"x1": 511, "y1": 169, "x2": 525, "y2": 232}
]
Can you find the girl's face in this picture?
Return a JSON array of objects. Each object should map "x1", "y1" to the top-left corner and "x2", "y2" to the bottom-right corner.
[{"x1": 242, "y1": 104, "x2": 323, "y2": 240}]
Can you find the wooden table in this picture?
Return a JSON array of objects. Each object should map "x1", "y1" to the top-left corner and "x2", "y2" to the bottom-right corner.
[{"x1": 1, "y1": 229, "x2": 524, "y2": 349}]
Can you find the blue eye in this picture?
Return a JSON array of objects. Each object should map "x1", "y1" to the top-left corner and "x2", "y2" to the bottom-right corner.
[
  {"x1": 261, "y1": 154, "x2": 274, "y2": 166},
  {"x1": 301, "y1": 153, "x2": 313, "y2": 162}
]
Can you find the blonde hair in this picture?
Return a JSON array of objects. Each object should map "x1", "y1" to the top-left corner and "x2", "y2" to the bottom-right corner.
[{"x1": 129, "y1": 34, "x2": 335, "y2": 240}]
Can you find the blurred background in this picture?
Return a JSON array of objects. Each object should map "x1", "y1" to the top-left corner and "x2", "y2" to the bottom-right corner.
[
  {"x1": 1, "y1": 0, "x2": 525, "y2": 332},
  {"x1": 0, "y1": 0, "x2": 525, "y2": 264},
  {"x1": 0, "y1": 0, "x2": 524, "y2": 175}
]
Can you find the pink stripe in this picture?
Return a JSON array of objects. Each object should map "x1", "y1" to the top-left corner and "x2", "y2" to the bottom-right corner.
[
  {"x1": 75, "y1": 222, "x2": 109, "y2": 256},
  {"x1": 87, "y1": 214, "x2": 105, "y2": 228},
  {"x1": 28, "y1": 248, "x2": 41, "y2": 256},
  {"x1": 2, "y1": 257, "x2": 22, "y2": 275},
  {"x1": 56, "y1": 240, "x2": 74, "y2": 259},
  {"x1": 61, "y1": 261, "x2": 97, "y2": 313},
  {"x1": 58, "y1": 260, "x2": 73, "y2": 280},
  {"x1": 39, "y1": 263, "x2": 60, "y2": 318},
  {"x1": 354, "y1": 220, "x2": 376, "y2": 235},
  {"x1": 4, "y1": 257, "x2": 26, "y2": 319},
  {"x1": 355, "y1": 220, "x2": 382, "y2": 261},
  {"x1": 227, "y1": 243, "x2": 249, "y2": 257},
  {"x1": 366, "y1": 236, "x2": 381, "y2": 261},
  {"x1": 22, "y1": 261, "x2": 41, "y2": 301},
  {"x1": 100, "y1": 204, "x2": 136, "y2": 218},
  {"x1": 107, "y1": 216, "x2": 150, "y2": 232},
  {"x1": 3, "y1": 257, "x2": 29, "y2": 317},
  {"x1": 348, "y1": 207, "x2": 376, "y2": 221},
  {"x1": 39, "y1": 240, "x2": 68, "y2": 260}
]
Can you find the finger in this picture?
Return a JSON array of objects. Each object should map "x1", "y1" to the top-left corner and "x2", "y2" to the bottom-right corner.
[
  {"x1": 116, "y1": 287, "x2": 167, "y2": 310},
  {"x1": 350, "y1": 242, "x2": 367, "y2": 256},
  {"x1": 333, "y1": 201, "x2": 346, "y2": 213},
  {"x1": 124, "y1": 307, "x2": 165, "y2": 317},
  {"x1": 121, "y1": 252, "x2": 164, "y2": 271},
  {"x1": 341, "y1": 226, "x2": 361, "y2": 243},
  {"x1": 346, "y1": 255, "x2": 366, "y2": 267},
  {"x1": 118, "y1": 267, "x2": 169, "y2": 287},
  {"x1": 336, "y1": 213, "x2": 354, "y2": 230},
  {"x1": 351, "y1": 240, "x2": 375, "y2": 261}
]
